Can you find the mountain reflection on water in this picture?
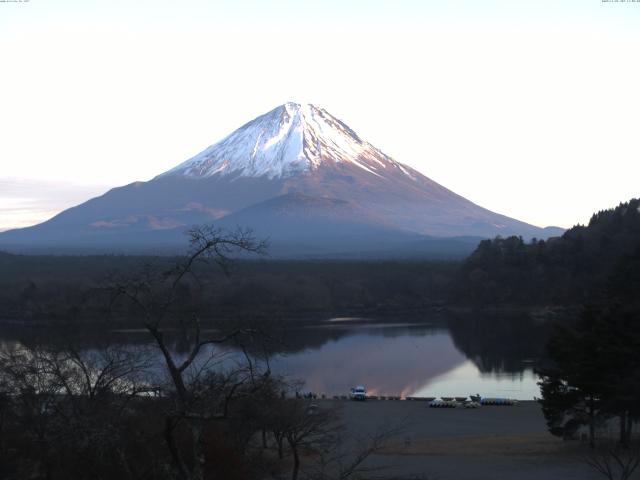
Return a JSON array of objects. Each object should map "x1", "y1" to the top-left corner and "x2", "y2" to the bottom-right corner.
[
  {"x1": 269, "y1": 318, "x2": 546, "y2": 399},
  {"x1": 0, "y1": 313, "x2": 551, "y2": 400},
  {"x1": 274, "y1": 326, "x2": 468, "y2": 397}
]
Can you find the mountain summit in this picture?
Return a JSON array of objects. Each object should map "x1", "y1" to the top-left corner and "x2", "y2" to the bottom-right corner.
[
  {"x1": 160, "y1": 102, "x2": 413, "y2": 180},
  {"x1": 0, "y1": 103, "x2": 563, "y2": 256}
]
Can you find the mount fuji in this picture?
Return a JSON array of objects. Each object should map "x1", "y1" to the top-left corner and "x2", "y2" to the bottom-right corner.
[{"x1": 0, "y1": 103, "x2": 562, "y2": 257}]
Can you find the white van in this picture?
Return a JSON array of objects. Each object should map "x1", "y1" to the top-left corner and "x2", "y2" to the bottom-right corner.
[{"x1": 349, "y1": 386, "x2": 366, "y2": 401}]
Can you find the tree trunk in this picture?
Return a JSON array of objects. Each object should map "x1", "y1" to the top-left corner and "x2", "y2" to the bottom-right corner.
[
  {"x1": 619, "y1": 410, "x2": 633, "y2": 447},
  {"x1": 290, "y1": 443, "x2": 300, "y2": 480},
  {"x1": 620, "y1": 411, "x2": 628, "y2": 447},
  {"x1": 190, "y1": 421, "x2": 206, "y2": 480},
  {"x1": 275, "y1": 433, "x2": 284, "y2": 459},
  {"x1": 588, "y1": 396, "x2": 596, "y2": 449},
  {"x1": 262, "y1": 428, "x2": 267, "y2": 449},
  {"x1": 164, "y1": 418, "x2": 190, "y2": 480},
  {"x1": 118, "y1": 448, "x2": 136, "y2": 480}
]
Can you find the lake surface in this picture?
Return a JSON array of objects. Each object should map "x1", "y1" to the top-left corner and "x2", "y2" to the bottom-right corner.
[
  {"x1": 263, "y1": 322, "x2": 541, "y2": 400},
  {"x1": 0, "y1": 315, "x2": 549, "y2": 400}
]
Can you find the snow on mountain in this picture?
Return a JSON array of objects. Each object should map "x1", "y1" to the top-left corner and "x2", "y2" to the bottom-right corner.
[{"x1": 160, "y1": 102, "x2": 413, "y2": 181}]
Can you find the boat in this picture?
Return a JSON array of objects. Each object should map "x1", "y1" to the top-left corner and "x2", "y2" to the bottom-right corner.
[
  {"x1": 480, "y1": 397, "x2": 518, "y2": 406},
  {"x1": 429, "y1": 399, "x2": 457, "y2": 408}
]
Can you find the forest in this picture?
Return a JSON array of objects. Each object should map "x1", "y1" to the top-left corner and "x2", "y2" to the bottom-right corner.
[
  {"x1": 0, "y1": 254, "x2": 458, "y2": 326},
  {"x1": 457, "y1": 198, "x2": 640, "y2": 306}
]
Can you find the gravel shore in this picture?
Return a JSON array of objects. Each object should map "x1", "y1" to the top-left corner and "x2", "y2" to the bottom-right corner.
[{"x1": 325, "y1": 399, "x2": 602, "y2": 480}]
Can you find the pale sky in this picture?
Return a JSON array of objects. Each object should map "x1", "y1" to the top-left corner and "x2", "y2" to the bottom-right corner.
[{"x1": 1, "y1": 0, "x2": 639, "y2": 232}]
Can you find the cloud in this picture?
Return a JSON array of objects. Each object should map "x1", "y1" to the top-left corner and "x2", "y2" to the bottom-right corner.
[{"x1": 0, "y1": 178, "x2": 111, "y2": 232}]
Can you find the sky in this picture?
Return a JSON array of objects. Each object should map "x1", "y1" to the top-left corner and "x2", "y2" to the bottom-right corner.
[{"x1": 1, "y1": 0, "x2": 639, "y2": 231}]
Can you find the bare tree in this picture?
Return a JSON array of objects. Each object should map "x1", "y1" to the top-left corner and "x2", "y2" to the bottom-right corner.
[
  {"x1": 281, "y1": 400, "x2": 337, "y2": 480},
  {"x1": 260, "y1": 395, "x2": 404, "y2": 480},
  {"x1": 110, "y1": 225, "x2": 268, "y2": 480},
  {"x1": 309, "y1": 421, "x2": 404, "y2": 480},
  {"x1": 0, "y1": 343, "x2": 155, "y2": 479}
]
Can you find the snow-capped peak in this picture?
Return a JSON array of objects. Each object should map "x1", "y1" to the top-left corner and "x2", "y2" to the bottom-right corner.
[{"x1": 160, "y1": 103, "x2": 411, "y2": 180}]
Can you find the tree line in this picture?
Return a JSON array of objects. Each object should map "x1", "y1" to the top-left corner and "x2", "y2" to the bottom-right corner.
[{"x1": 0, "y1": 254, "x2": 458, "y2": 326}]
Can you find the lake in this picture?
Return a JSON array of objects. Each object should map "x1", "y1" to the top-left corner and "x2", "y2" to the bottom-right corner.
[{"x1": 0, "y1": 314, "x2": 549, "y2": 400}]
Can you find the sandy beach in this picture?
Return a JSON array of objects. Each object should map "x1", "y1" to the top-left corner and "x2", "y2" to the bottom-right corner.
[{"x1": 324, "y1": 399, "x2": 603, "y2": 480}]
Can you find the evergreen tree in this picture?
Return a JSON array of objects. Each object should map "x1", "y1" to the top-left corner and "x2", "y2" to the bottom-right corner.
[
  {"x1": 538, "y1": 247, "x2": 640, "y2": 447},
  {"x1": 537, "y1": 306, "x2": 608, "y2": 446}
]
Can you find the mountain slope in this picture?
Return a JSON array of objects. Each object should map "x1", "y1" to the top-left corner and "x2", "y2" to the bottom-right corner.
[{"x1": 0, "y1": 102, "x2": 563, "y2": 256}]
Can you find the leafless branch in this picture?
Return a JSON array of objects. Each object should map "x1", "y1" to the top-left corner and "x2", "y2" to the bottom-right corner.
[{"x1": 585, "y1": 442, "x2": 640, "y2": 480}]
